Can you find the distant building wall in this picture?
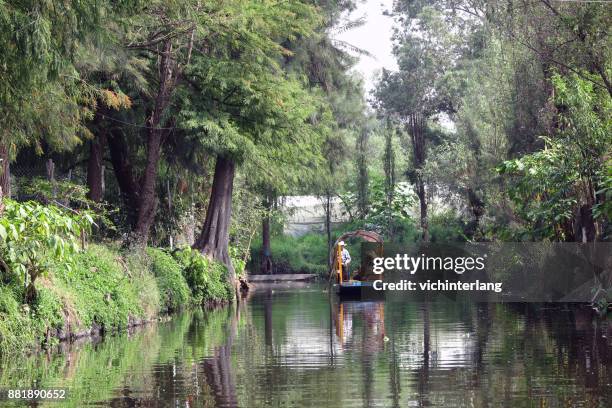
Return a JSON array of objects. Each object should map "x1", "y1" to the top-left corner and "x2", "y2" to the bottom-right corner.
[{"x1": 280, "y1": 196, "x2": 348, "y2": 237}]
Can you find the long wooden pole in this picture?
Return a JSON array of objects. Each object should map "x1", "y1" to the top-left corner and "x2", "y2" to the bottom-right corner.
[{"x1": 337, "y1": 244, "x2": 343, "y2": 284}]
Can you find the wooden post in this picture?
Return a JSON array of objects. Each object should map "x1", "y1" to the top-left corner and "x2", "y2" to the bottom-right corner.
[{"x1": 337, "y1": 244, "x2": 343, "y2": 284}]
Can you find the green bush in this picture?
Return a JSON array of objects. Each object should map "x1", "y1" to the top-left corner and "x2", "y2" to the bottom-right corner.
[
  {"x1": 0, "y1": 201, "x2": 237, "y2": 353},
  {"x1": 0, "y1": 199, "x2": 93, "y2": 302},
  {"x1": 229, "y1": 245, "x2": 246, "y2": 277},
  {"x1": 429, "y1": 211, "x2": 469, "y2": 242},
  {"x1": 173, "y1": 247, "x2": 233, "y2": 304},
  {"x1": 146, "y1": 248, "x2": 191, "y2": 312}
]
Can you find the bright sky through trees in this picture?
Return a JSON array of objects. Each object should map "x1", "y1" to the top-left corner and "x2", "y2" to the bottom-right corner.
[{"x1": 335, "y1": 0, "x2": 398, "y2": 93}]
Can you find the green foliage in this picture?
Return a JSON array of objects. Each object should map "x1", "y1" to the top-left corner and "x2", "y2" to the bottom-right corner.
[
  {"x1": 0, "y1": 244, "x2": 153, "y2": 353},
  {"x1": 17, "y1": 177, "x2": 117, "y2": 233},
  {"x1": 498, "y1": 140, "x2": 578, "y2": 239},
  {"x1": 58, "y1": 245, "x2": 147, "y2": 330},
  {"x1": 428, "y1": 211, "x2": 469, "y2": 243},
  {"x1": 146, "y1": 248, "x2": 191, "y2": 312},
  {"x1": 228, "y1": 184, "x2": 264, "y2": 275},
  {"x1": 498, "y1": 74, "x2": 611, "y2": 240},
  {"x1": 229, "y1": 245, "x2": 246, "y2": 278},
  {"x1": 0, "y1": 286, "x2": 37, "y2": 354},
  {"x1": 173, "y1": 247, "x2": 233, "y2": 304},
  {"x1": 0, "y1": 200, "x2": 93, "y2": 300},
  {"x1": 250, "y1": 233, "x2": 329, "y2": 276},
  {"x1": 0, "y1": 239, "x2": 242, "y2": 353},
  {"x1": 0, "y1": 0, "x2": 116, "y2": 153},
  {"x1": 124, "y1": 250, "x2": 161, "y2": 319},
  {"x1": 31, "y1": 285, "x2": 64, "y2": 333},
  {"x1": 341, "y1": 175, "x2": 416, "y2": 235},
  {"x1": 177, "y1": 0, "x2": 325, "y2": 170},
  {"x1": 367, "y1": 178, "x2": 415, "y2": 230},
  {"x1": 593, "y1": 162, "x2": 612, "y2": 223},
  {"x1": 19, "y1": 177, "x2": 90, "y2": 205}
]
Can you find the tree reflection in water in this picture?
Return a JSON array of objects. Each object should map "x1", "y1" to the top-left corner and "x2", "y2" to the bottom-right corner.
[{"x1": 0, "y1": 286, "x2": 610, "y2": 407}]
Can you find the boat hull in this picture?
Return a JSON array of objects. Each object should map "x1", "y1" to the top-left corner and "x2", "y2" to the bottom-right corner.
[{"x1": 333, "y1": 281, "x2": 384, "y2": 300}]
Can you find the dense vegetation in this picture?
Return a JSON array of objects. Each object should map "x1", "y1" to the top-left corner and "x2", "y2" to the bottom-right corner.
[
  {"x1": 0, "y1": 0, "x2": 610, "y2": 350},
  {"x1": 0, "y1": 199, "x2": 233, "y2": 353},
  {"x1": 372, "y1": 0, "x2": 611, "y2": 243}
]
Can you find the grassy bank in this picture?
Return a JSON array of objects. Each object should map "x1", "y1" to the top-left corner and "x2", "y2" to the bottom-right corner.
[
  {"x1": 0, "y1": 243, "x2": 234, "y2": 354},
  {"x1": 250, "y1": 233, "x2": 329, "y2": 276}
]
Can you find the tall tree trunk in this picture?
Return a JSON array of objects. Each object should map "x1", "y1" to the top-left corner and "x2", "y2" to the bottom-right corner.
[
  {"x1": 133, "y1": 39, "x2": 177, "y2": 244},
  {"x1": 193, "y1": 156, "x2": 236, "y2": 282},
  {"x1": 0, "y1": 143, "x2": 10, "y2": 213},
  {"x1": 574, "y1": 205, "x2": 597, "y2": 242},
  {"x1": 260, "y1": 195, "x2": 273, "y2": 274},
  {"x1": 0, "y1": 145, "x2": 9, "y2": 198},
  {"x1": 46, "y1": 158, "x2": 56, "y2": 199},
  {"x1": 409, "y1": 114, "x2": 429, "y2": 242},
  {"x1": 87, "y1": 132, "x2": 106, "y2": 202},
  {"x1": 416, "y1": 179, "x2": 429, "y2": 242},
  {"x1": 325, "y1": 192, "x2": 332, "y2": 263},
  {"x1": 465, "y1": 188, "x2": 485, "y2": 239},
  {"x1": 107, "y1": 129, "x2": 140, "y2": 229},
  {"x1": 384, "y1": 121, "x2": 396, "y2": 238},
  {"x1": 356, "y1": 128, "x2": 369, "y2": 219}
]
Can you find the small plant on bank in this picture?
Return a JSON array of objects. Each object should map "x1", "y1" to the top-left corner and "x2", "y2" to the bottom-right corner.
[
  {"x1": 173, "y1": 247, "x2": 233, "y2": 304},
  {"x1": 146, "y1": 248, "x2": 191, "y2": 312},
  {"x1": 0, "y1": 200, "x2": 94, "y2": 303}
]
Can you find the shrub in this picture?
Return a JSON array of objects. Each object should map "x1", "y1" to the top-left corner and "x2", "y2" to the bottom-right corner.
[
  {"x1": 0, "y1": 200, "x2": 93, "y2": 303},
  {"x1": 146, "y1": 248, "x2": 191, "y2": 312},
  {"x1": 229, "y1": 245, "x2": 246, "y2": 277},
  {"x1": 429, "y1": 211, "x2": 468, "y2": 242},
  {"x1": 173, "y1": 247, "x2": 233, "y2": 304}
]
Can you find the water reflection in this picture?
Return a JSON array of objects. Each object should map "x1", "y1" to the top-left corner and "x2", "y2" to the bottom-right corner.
[
  {"x1": 0, "y1": 285, "x2": 610, "y2": 407},
  {"x1": 333, "y1": 300, "x2": 386, "y2": 352}
]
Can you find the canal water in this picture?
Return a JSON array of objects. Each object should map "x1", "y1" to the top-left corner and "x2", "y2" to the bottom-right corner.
[{"x1": 1, "y1": 283, "x2": 610, "y2": 407}]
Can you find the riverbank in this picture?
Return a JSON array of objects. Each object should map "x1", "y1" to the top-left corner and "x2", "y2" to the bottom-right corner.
[{"x1": 0, "y1": 243, "x2": 235, "y2": 354}]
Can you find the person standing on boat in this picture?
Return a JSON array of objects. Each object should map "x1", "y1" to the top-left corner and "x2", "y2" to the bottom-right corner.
[{"x1": 339, "y1": 241, "x2": 351, "y2": 281}]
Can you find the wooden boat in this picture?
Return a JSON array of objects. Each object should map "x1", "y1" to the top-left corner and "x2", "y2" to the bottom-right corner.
[
  {"x1": 333, "y1": 280, "x2": 383, "y2": 299},
  {"x1": 328, "y1": 230, "x2": 384, "y2": 299}
]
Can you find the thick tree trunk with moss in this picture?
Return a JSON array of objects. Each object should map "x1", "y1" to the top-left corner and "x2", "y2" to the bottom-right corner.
[{"x1": 193, "y1": 156, "x2": 236, "y2": 282}]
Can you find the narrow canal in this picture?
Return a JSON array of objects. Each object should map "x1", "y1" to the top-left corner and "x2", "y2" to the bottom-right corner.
[{"x1": 1, "y1": 284, "x2": 610, "y2": 407}]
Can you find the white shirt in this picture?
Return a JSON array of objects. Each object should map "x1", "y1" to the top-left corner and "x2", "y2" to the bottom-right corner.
[{"x1": 341, "y1": 248, "x2": 351, "y2": 265}]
